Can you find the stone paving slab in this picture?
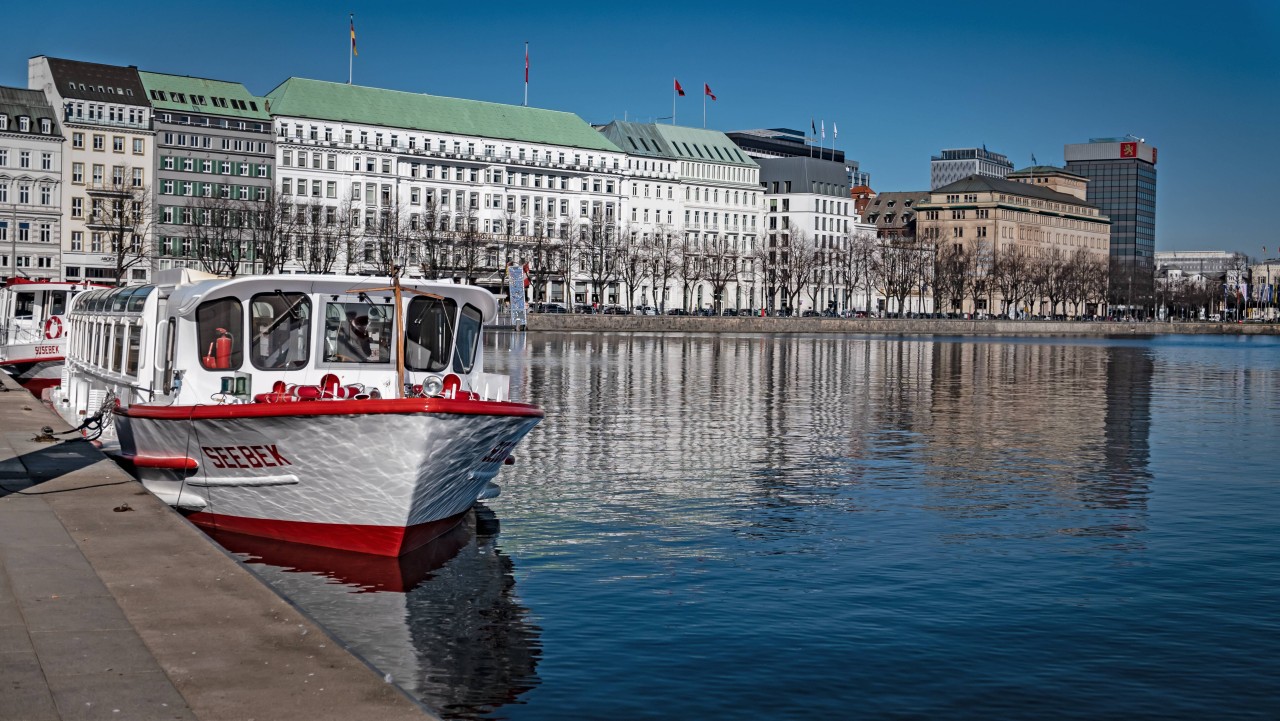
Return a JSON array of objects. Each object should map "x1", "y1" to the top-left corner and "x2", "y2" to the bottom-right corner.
[{"x1": 0, "y1": 374, "x2": 435, "y2": 721}]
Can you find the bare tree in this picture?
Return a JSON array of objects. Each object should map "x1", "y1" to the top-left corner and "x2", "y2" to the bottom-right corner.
[
  {"x1": 990, "y1": 245, "x2": 1033, "y2": 318},
  {"x1": 677, "y1": 234, "x2": 706, "y2": 312},
  {"x1": 88, "y1": 170, "x2": 153, "y2": 285},
  {"x1": 781, "y1": 229, "x2": 820, "y2": 313},
  {"x1": 188, "y1": 195, "x2": 250, "y2": 277},
  {"x1": 615, "y1": 225, "x2": 650, "y2": 311},
  {"x1": 838, "y1": 230, "x2": 877, "y2": 314},
  {"x1": 875, "y1": 233, "x2": 932, "y2": 317},
  {"x1": 647, "y1": 224, "x2": 680, "y2": 312},
  {"x1": 581, "y1": 214, "x2": 620, "y2": 307},
  {"x1": 703, "y1": 232, "x2": 740, "y2": 314},
  {"x1": 934, "y1": 240, "x2": 973, "y2": 317}
]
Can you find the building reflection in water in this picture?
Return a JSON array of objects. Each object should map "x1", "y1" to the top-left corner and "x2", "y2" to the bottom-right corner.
[
  {"x1": 209, "y1": 510, "x2": 541, "y2": 721},
  {"x1": 487, "y1": 332, "x2": 1155, "y2": 556}
]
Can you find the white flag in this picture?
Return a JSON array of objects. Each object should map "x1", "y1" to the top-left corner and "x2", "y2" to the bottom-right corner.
[
  {"x1": 833, "y1": 122, "x2": 838, "y2": 140},
  {"x1": 820, "y1": 120, "x2": 825, "y2": 140}
]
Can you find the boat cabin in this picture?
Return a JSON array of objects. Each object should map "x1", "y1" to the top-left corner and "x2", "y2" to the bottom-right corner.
[
  {"x1": 56, "y1": 271, "x2": 511, "y2": 422},
  {"x1": 0, "y1": 279, "x2": 100, "y2": 364}
]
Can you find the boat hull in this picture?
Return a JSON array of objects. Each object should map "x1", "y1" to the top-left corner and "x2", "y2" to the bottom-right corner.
[
  {"x1": 115, "y1": 400, "x2": 542, "y2": 556},
  {"x1": 0, "y1": 358, "x2": 62, "y2": 395}
]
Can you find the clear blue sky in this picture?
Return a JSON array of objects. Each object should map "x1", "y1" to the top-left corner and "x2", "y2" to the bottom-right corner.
[{"x1": 4, "y1": 0, "x2": 1277, "y2": 255}]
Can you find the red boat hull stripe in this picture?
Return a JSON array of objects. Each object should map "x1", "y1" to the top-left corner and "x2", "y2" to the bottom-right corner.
[
  {"x1": 185, "y1": 511, "x2": 469, "y2": 557},
  {"x1": 0, "y1": 356, "x2": 64, "y2": 366},
  {"x1": 118, "y1": 396, "x2": 544, "y2": 421}
]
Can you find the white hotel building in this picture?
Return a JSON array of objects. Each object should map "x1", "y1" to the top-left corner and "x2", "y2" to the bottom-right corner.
[
  {"x1": 265, "y1": 78, "x2": 626, "y2": 303},
  {"x1": 598, "y1": 121, "x2": 762, "y2": 310}
]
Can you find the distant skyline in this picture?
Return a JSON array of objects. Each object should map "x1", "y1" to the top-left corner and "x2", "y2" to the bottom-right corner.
[{"x1": 3, "y1": 0, "x2": 1277, "y2": 255}]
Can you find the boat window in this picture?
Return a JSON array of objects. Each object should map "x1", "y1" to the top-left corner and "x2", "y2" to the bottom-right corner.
[
  {"x1": 196, "y1": 298, "x2": 243, "y2": 370},
  {"x1": 49, "y1": 292, "x2": 67, "y2": 316},
  {"x1": 250, "y1": 292, "x2": 311, "y2": 370},
  {"x1": 162, "y1": 317, "x2": 176, "y2": 391},
  {"x1": 126, "y1": 325, "x2": 142, "y2": 376},
  {"x1": 110, "y1": 288, "x2": 132, "y2": 313},
  {"x1": 112, "y1": 324, "x2": 126, "y2": 372},
  {"x1": 15, "y1": 292, "x2": 33, "y2": 319},
  {"x1": 404, "y1": 296, "x2": 456, "y2": 372},
  {"x1": 323, "y1": 300, "x2": 392, "y2": 364},
  {"x1": 126, "y1": 286, "x2": 154, "y2": 313},
  {"x1": 451, "y1": 304, "x2": 483, "y2": 374},
  {"x1": 92, "y1": 290, "x2": 110, "y2": 312}
]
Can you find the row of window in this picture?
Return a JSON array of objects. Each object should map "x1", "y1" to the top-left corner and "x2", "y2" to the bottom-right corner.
[
  {"x1": 62, "y1": 101, "x2": 146, "y2": 127},
  {"x1": 161, "y1": 133, "x2": 269, "y2": 154},
  {"x1": 0, "y1": 221, "x2": 55, "y2": 244},
  {"x1": 0, "y1": 252, "x2": 55, "y2": 268},
  {"x1": 69, "y1": 164, "x2": 144, "y2": 188},
  {"x1": 158, "y1": 181, "x2": 267, "y2": 202},
  {"x1": 0, "y1": 149, "x2": 55, "y2": 170},
  {"x1": 279, "y1": 123, "x2": 619, "y2": 170},
  {"x1": 159, "y1": 156, "x2": 270, "y2": 178},
  {"x1": 0, "y1": 115, "x2": 53, "y2": 134},
  {"x1": 0, "y1": 182, "x2": 55, "y2": 205},
  {"x1": 69, "y1": 132, "x2": 146, "y2": 154}
]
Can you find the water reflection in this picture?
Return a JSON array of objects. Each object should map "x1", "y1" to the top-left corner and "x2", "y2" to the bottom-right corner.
[
  {"x1": 488, "y1": 333, "x2": 1156, "y2": 555},
  {"x1": 210, "y1": 510, "x2": 541, "y2": 720}
]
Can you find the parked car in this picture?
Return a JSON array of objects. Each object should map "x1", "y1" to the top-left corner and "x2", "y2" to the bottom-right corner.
[
  {"x1": 722, "y1": 309, "x2": 738, "y2": 316},
  {"x1": 603, "y1": 305, "x2": 626, "y2": 315},
  {"x1": 667, "y1": 308, "x2": 689, "y2": 315},
  {"x1": 574, "y1": 304, "x2": 596, "y2": 314},
  {"x1": 543, "y1": 302, "x2": 567, "y2": 313}
]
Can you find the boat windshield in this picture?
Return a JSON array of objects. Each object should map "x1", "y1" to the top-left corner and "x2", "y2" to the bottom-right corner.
[
  {"x1": 251, "y1": 293, "x2": 311, "y2": 370},
  {"x1": 404, "y1": 296, "x2": 456, "y2": 373},
  {"x1": 323, "y1": 300, "x2": 392, "y2": 364}
]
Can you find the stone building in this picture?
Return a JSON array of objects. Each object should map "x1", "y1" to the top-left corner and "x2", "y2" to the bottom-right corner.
[{"x1": 0, "y1": 86, "x2": 63, "y2": 279}]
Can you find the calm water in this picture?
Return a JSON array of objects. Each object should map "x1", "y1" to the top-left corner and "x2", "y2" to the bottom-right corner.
[{"x1": 221, "y1": 332, "x2": 1280, "y2": 720}]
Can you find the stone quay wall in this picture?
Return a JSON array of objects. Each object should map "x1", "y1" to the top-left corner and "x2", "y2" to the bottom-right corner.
[{"x1": 524, "y1": 315, "x2": 1280, "y2": 336}]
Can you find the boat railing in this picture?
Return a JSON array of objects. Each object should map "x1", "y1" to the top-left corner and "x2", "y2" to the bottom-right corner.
[{"x1": 1, "y1": 322, "x2": 44, "y2": 347}]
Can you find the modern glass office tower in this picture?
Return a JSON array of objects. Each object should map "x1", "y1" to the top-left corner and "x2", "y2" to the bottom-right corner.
[{"x1": 1064, "y1": 137, "x2": 1157, "y2": 314}]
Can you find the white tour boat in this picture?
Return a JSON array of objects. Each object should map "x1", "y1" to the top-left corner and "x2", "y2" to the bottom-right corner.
[
  {"x1": 50, "y1": 270, "x2": 543, "y2": 556},
  {"x1": 0, "y1": 278, "x2": 99, "y2": 393}
]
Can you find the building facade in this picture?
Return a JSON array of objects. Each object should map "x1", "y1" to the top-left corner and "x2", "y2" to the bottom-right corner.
[
  {"x1": 266, "y1": 78, "x2": 627, "y2": 305},
  {"x1": 1064, "y1": 136, "x2": 1157, "y2": 313},
  {"x1": 29, "y1": 57, "x2": 154, "y2": 284},
  {"x1": 757, "y1": 156, "x2": 874, "y2": 313},
  {"x1": 916, "y1": 173, "x2": 1110, "y2": 315},
  {"x1": 0, "y1": 86, "x2": 63, "y2": 280},
  {"x1": 727, "y1": 127, "x2": 870, "y2": 199},
  {"x1": 930, "y1": 147, "x2": 1013, "y2": 190},
  {"x1": 599, "y1": 121, "x2": 761, "y2": 311},
  {"x1": 139, "y1": 72, "x2": 274, "y2": 277}
]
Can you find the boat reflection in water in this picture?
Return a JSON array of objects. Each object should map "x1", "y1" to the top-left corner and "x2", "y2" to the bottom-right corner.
[{"x1": 208, "y1": 509, "x2": 541, "y2": 720}]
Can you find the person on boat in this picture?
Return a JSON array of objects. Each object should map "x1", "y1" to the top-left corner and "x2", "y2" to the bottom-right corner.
[{"x1": 350, "y1": 315, "x2": 373, "y2": 358}]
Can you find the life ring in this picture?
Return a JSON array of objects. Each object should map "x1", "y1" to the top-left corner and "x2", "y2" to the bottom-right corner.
[{"x1": 43, "y1": 316, "x2": 63, "y2": 340}]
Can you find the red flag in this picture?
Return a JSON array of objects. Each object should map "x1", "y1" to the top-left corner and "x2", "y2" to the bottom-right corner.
[
  {"x1": 675, "y1": 79, "x2": 685, "y2": 96},
  {"x1": 350, "y1": 15, "x2": 357, "y2": 56},
  {"x1": 704, "y1": 83, "x2": 716, "y2": 101},
  {"x1": 524, "y1": 45, "x2": 529, "y2": 83}
]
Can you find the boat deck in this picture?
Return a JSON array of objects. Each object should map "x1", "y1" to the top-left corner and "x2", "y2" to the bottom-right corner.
[{"x1": 0, "y1": 374, "x2": 434, "y2": 720}]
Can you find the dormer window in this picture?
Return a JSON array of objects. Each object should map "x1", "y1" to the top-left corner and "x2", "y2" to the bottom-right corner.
[
  {"x1": 19, "y1": 117, "x2": 30, "y2": 132},
  {"x1": 0, "y1": 115, "x2": 7, "y2": 130},
  {"x1": 40, "y1": 119, "x2": 51, "y2": 134},
  {"x1": 67, "y1": 81, "x2": 75, "y2": 91}
]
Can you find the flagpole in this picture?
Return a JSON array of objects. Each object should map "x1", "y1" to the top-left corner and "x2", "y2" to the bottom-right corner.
[
  {"x1": 672, "y1": 78, "x2": 676, "y2": 126},
  {"x1": 348, "y1": 13, "x2": 353, "y2": 85},
  {"x1": 702, "y1": 84, "x2": 706, "y2": 129},
  {"x1": 523, "y1": 42, "x2": 528, "y2": 107}
]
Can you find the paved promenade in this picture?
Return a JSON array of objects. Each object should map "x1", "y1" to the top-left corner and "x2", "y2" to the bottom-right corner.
[{"x1": 0, "y1": 374, "x2": 433, "y2": 721}]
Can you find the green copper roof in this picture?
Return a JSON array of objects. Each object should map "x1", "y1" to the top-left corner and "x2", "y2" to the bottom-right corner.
[
  {"x1": 598, "y1": 121, "x2": 756, "y2": 167},
  {"x1": 137, "y1": 71, "x2": 269, "y2": 121},
  {"x1": 266, "y1": 77, "x2": 621, "y2": 153}
]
